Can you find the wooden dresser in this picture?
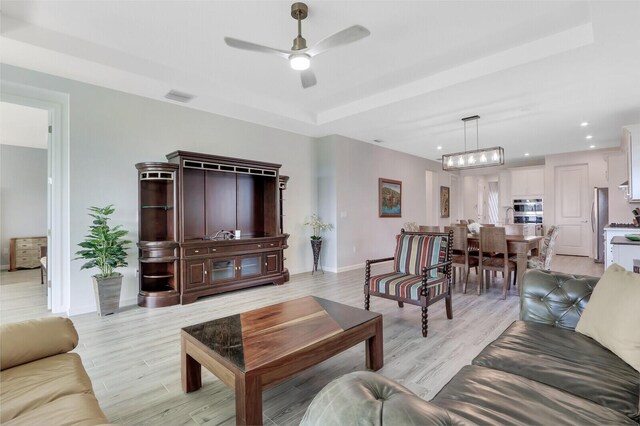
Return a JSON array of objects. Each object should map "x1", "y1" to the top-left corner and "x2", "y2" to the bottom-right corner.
[{"x1": 9, "y1": 237, "x2": 47, "y2": 271}]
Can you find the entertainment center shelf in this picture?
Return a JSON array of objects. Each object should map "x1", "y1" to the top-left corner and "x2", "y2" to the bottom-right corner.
[{"x1": 136, "y1": 152, "x2": 289, "y2": 307}]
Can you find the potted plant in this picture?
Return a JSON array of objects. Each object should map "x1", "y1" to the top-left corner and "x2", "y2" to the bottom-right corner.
[
  {"x1": 304, "y1": 214, "x2": 334, "y2": 274},
  {"x1": 75, "y1": 205, "x2": 131, "y2": 316}
]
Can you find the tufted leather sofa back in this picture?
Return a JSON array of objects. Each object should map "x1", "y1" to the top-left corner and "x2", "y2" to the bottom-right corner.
[{"x1": 520, "y1": 269, "x2": 600, "y2": 330}]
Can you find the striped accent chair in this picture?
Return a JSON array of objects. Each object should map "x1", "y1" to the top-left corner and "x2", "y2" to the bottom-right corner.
[{"x1": 365, "y1": 229, "x2": 454, "y2": 337}]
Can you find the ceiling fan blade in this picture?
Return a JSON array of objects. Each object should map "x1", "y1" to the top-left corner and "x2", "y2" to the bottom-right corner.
[
  {"x1": 300, "y1": 69, "x2": 317, "y2": 89},
  {"x1": 306, "y1": 25, "x2": 370, "y2": 57},
  {"x1": 224, "y1": 37, "x2": 291, "y2": 59}
]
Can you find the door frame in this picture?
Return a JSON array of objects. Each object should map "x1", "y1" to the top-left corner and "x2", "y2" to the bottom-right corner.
[{"x1": 2, "y1": 82, "x2": 70, "y2": 314}]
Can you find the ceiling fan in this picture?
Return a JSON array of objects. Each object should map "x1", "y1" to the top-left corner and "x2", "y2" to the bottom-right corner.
[{"x1": 224, "y1": 2, "x2": 370, "y2": 89}]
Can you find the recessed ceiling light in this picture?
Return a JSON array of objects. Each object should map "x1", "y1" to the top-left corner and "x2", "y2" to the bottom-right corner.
[
  {"x1": 580, "y1": 122, "x2": 589, "y2": 127},
  {"x1": 436, "y1": 145, "x2": 442, "y2": 150},
  {"x1": 589, "y1": 144, "x2": 596, "y2": 149},
  {"x1": 524, "y1": 153, "x2": 530, "y2": 156},
  {"x1": 585, "y1": 135, "x2": 593, "y2": 139}
]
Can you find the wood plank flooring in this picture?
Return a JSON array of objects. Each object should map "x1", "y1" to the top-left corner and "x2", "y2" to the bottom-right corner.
[{"x1": 0, "y1": 256, "x2": 603, "y2": 425}]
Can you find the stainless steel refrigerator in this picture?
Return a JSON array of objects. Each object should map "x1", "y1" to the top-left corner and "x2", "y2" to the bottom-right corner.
[{"x1": 592, "y1": 187, "x2": 609, "y2": 263}]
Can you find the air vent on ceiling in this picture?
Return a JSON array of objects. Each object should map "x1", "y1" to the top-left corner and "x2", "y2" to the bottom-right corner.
[
  {"x1": 373, "y1": 139, "x2": 384, "y2": 144},
  {"x1": 164, "y1": 90, "x2": 195, "y2": 103}
]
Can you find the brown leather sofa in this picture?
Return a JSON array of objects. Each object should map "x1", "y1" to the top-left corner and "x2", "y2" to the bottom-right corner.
[
  {"x1": 301, "y1": 270, "x2": 640, "y2": 425},
  {"x1": 0, "y1": 317, "x2": 112, "y2": 425}
]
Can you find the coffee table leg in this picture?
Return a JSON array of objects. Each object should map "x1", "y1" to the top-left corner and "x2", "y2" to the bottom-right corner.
[
  {"x1": 235, "y1": 373, "x2": 262, "y2": 426},
  {"x1": 366, "y1": 318, "x2": 384, "y2": 371},
  {"x1": 181, "y1": 337, "x2": 202, "y2": 392}
]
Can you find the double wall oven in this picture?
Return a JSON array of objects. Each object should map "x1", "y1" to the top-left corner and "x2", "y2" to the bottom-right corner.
[{"x1": 513, "y1": 198, "x2": 543, "y2": 224}]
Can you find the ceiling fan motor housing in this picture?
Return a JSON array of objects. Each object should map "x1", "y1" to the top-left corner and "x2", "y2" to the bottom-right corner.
[{"x1": 291, "y1": 3, "x2": 308, "y2": 51}]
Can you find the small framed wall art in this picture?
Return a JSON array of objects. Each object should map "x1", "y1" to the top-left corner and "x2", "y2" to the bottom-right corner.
[
  {"x1": 379, "y1": 178, "x2": 402, "y2": 217},
  {"x1": 440, "y1": 186, "x2": 450, "y2": 218}
]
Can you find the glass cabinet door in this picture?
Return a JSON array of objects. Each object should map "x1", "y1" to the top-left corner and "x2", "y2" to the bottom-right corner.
[
  {"x1": 239, "y1": 256, "x2": 261, "y2": 278},
  {"x1": 210, "y1": 258, "x2": 236, "y2": 282}
]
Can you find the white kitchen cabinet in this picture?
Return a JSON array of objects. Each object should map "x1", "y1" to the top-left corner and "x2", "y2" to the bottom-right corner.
[
  {"x1": 604, "y1": 227, "x2": 636, "y2": 268},
  {"x1": 611, "y1": 237, "x2": 640, "y2": 271},
  {"x1": 510, "y1": 166, "x2": 545, "y2": 198}
]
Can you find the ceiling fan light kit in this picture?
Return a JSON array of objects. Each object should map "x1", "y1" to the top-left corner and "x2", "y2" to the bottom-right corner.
[
  {"x1": 224, "y1": 2, "x2": 370, "y2": 89},
  {"x1": 442, "y1": 115, "x2": 505, "y2": 171},
  {"x1": 289, "y1": 53, "x2": 311, "y2": 70}
]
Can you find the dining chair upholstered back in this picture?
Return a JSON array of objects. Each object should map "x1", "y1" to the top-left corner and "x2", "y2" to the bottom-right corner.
[
  {"x1": 446, "y1": 225, "x2": 469, "y2": 252},
  {"x1": 528, "y1": 225, "x2": 560, "y2": 270},
  {"x1": 480, "y1": 226, "x2": 508, "y2": 255}
]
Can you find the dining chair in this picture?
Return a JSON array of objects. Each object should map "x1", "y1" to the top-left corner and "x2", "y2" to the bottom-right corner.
[
  {"x1": 445, "y1": 225, "x2": 478, "y2": 293},
  {"x1": 478, "y1": 227, "x2": 516, "y2": 299},
  {"x1": 504, "y1": 224, "x2": 525, "y2": 236},
  {"x1": 419, "y1": 226, "x2": 441, "y2": 232},
  {"x1": 524, "y1": 225, "x2": 559, "y2": 270},
  {"x1": 364, "y1": 230, "x2": 453, "y2": 337}
]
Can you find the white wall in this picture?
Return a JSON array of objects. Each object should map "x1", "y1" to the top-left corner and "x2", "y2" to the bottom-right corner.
[
  {"x1": 2, "y1": 64, "x2": 316, "y2": 315},
  {"x1": 317, "y1": 135, "x2": 448, "y2": 271},
  {"x1": 0, "y1": 144, "x2": 47, "y2": 268}
]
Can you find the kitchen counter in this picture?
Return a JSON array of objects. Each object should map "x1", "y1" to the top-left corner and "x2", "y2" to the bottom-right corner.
[
  {"x1": 604, "y1": 227, "x2": 640, "y2": 267},
  {"x1": 610, "y1": 236, "x2": 640, "y2": 271}
]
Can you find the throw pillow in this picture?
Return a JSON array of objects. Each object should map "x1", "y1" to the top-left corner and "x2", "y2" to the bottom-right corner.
[{"x1": 576, "y1": 263, "x2": 640, "y2": 372}]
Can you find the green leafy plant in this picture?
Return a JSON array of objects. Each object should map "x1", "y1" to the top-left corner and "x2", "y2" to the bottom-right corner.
[
  {"x1": 75, "y1": 205, "x2": 131, "y2": 278},
  {"x1": 304, "y1": 214, "x2": 334, "y2": 240}
]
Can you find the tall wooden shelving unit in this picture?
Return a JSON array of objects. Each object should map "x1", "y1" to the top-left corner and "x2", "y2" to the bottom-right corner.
[
  {"x1": 136, "y1": 152, "x2": 289, "y2": 307},
  {"x1": 136, "y1": 163, "x2": 180, "y2": 307}
]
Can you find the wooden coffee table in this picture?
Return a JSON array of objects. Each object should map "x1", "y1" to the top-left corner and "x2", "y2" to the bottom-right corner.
[{"x1": 181, "y1": 296, "x2": 383, "y2": 425}]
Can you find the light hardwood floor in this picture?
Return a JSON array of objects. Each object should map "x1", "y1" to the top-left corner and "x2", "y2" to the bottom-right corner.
[{"x1": 0, "y1": 256, "x2": 603, "y2": 425}]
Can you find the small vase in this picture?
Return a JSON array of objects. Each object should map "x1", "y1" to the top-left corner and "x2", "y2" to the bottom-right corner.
[{"x1": 310, "y1": 239, "x2": 323, "y2": 275}]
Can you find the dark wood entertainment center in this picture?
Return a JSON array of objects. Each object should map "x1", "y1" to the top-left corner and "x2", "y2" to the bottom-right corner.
[{"x1": 136, "y1": 151, "x2": 289, "y2": 307}]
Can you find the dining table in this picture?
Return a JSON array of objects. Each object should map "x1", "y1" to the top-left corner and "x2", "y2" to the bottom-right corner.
[{"x1": 467, "y1": 234, "x2": 544, "y2": 290}]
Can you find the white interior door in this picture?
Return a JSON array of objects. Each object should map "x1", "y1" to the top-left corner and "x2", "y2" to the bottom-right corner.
[{"x1": 554, "y1": 164, "x2": 591, "y2": 256}]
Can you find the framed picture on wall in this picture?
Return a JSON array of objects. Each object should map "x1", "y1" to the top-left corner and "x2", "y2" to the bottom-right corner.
[
  {"x1": 440, "y1": 186, "x2": 450, "y2": 218},
  {"x1": 379, "y1": 178, "x2": 402, "y2": 217}
]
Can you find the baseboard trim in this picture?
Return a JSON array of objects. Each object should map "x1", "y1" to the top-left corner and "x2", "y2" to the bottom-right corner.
[
  {"x1": 290, "y1": 260, "x2": 393, "y2": 275},
  {"x1": 67, "y1": 297, "x2": 138, "y2": 317}
]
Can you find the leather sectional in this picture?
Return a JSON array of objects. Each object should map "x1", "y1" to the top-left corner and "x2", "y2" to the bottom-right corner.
[
  {"x1": 301, "y1": 270, "x2": 640, "y2": 425},
  {"x1": 0, "y1": 317, "x2": 112, "y2": 425}
]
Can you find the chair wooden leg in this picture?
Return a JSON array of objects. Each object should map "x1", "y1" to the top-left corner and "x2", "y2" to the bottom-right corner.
[
  {"x1": 462, "y1": 267, "x2": 468, "y2": 294},
  {"x1": 445, "y1": 294, "x2": 453, "y2": 320},
  {"x1": 502, "y1": 267, "x2": 508, "y2": 299},
  {"x1": 467, "y1": 266, "x2": 473, "y2": 294},
  {"x1": 40, "y1": 267, "x2": 44, "y2": 285},
  {"x1": 421, "y1": 306, "x2": 428, "y2": 337},
  {"x1": 364, "y1": 292, "x2": 370, "y2": 310},
  {"x1": 477, "y1": 265, "x2": 483, "y2": 295},
  {"x1": 512, "y1": 269, "x2": 517, "y2": 287},
  {"x1": 452, "y1": 268, "x2": 457, "y2": 286},
  {"x1": 397, "y1": 301, "x2": 404, "y2": 308}
]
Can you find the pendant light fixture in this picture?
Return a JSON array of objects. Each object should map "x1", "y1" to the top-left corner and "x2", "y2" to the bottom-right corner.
[{"x1": 442, "y1": 115, "x2": 504, "y2": 171}]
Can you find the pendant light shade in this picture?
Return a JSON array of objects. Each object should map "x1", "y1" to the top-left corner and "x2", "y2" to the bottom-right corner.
[{"x1": 442, "y1": 115, "x2": 505, "y2": 171}]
